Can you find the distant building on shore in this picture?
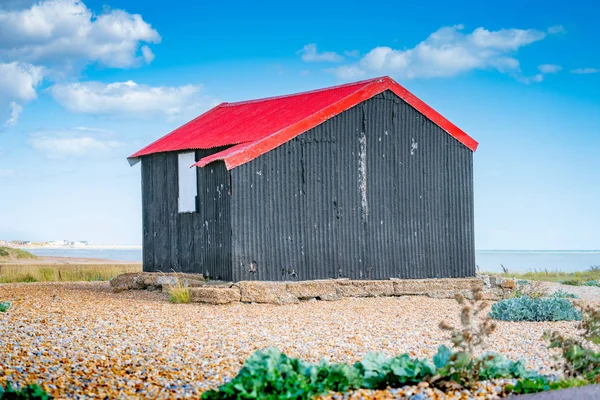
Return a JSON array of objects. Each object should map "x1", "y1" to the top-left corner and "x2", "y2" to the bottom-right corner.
[
  {"x1": 9, "y1": 240, "x2": 31, "y2": 246},
  {"x1": 129, "y1": 76, "x2": 478, "y2": 282}
]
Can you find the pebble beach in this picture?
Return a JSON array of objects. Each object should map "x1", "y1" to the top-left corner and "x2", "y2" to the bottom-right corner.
[{"x1": 0, "y1": 281, "x2": 597, "y2": 399}]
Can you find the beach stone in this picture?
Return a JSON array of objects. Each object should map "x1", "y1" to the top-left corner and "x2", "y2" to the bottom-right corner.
[
  {"x1": 391, "y1": 278, "x2": 482, "y2": 296},
  {"x1": 110, "y1": 273, "x2": 141, "y2": 292},
  {"x1": 478, "y1": 274, "x2": 491, "y2": 287},
  {"x1": 110, "y1": 272, "x2": 204, "y2": 292},
  {"x1": 335, "y1": 280, "x2": 370, "y2": 297},
  {"x1": 482, "y1": 288, "x2": 506, "y2": 300},
  {"x1": 500, "y1": 279, "x2": 516, "y2": 289},
  {"x1": 319, "y1": 292, "x2": 343, "y2": 301},
  {"x1": 489, "y1": 276, "x2": 503, "y2": 287},
  {"x1": 286, "y1": 280, "x2": 337, "y2": 299},
  {"x1": 239, "y1": 281, "x2": 299, "y2": 304},
  {"x1": 352, "y1": 280, "x2": 395, "y2": 297},
  {"x1": 336, "y1": 280, "x2": 371, "y2": 297},
  {"x1": 190, "y1": 287, "x2": 240, "y2": 304},
  {"x1": 203, "y1": 280, "x2": 235, "y2": 288}
]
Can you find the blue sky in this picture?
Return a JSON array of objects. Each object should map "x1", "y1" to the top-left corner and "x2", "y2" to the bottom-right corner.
[{"x1": 0, "y1": 0, "x2": 598, "y2": 249}]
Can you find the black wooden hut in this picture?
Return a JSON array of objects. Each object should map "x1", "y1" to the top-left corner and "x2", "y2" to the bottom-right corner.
[{"x1": 129, "y1": 76, "x2": 478, "y2": 282}]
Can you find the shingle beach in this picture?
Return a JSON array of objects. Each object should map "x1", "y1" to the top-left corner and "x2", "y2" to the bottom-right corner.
[{"x1": 1, "y1": 282, "x2": 597, "y2": 399}]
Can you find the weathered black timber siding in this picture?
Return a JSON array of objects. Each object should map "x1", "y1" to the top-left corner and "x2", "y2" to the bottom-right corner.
[
  {"x1": 141, "y1": 149, "x2": 232, "y2": 280},
  {"x1": 230, "y1": 90, "x2": 474, "y2": 281}
]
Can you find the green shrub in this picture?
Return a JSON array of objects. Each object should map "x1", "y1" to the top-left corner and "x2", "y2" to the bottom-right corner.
[
  {"x1": 561, "y1": 279, "x2": 581, "y2": 286},
  {"x1": 201, "y1": 346, "x2": 540, "y2": 399},
  {"x1": 431, "y1": 345, "x2": 535, "y2": 387},
  {"x1": 0, "y1": 383, "x2": 51, "y2": 399},
  {"x1": 0, "y1": 247, "x2": 8, "y2": 257},
  {"x1": 544, "y1": 303, "x2": 600, "y2": 383},
  {"x1": 489, "y1": 296, "x2": 582, "y2": 322},
  {"x1": 584, "y1": 280, "x2": 600, "y2": 287},
  {"x1": 0, "y1": 301, "x2": 11, "y2": 312},
  {"x1": 506, "y1": 376, "x2": 588, "y2": 394},
  {"x1": 201, "y1": 347, "x2": 362, "y2": 400},
  {"x1": 552, "y1": 290, "x2": 578, "y2": 299},
  {"x1": 355, "y1": 352, "x2": 434, "y2": 389}
]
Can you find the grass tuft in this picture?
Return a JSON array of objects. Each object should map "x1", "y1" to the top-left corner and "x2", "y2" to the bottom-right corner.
[{"x1": 167, "y1": 275, "x2": 191, "y2": 304}]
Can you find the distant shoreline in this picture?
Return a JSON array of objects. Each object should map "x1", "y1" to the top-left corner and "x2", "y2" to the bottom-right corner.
[{"x1": 14, "y1": 245, "x2": 142, "y2": 250}]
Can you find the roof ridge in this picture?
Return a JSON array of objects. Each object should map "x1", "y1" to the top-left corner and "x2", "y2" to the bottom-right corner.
[{"x1": 220, "y1": 76, "x2": 387, "y2": 107}]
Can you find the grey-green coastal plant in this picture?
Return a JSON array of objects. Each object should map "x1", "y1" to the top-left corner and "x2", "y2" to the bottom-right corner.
[
  {"x1": 490, "y1": 296, "x2": 581, "y2": 322},
  {"x1": 0, "y1": 301, "x2": 11, "y2": 312}
]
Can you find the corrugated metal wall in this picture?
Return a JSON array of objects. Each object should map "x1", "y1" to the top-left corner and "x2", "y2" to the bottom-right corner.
[
  {"x1": 230, "y1": 90, "x2": 474, "y2": 281},
  {"x1": 141, "y1": 90, "x2": 475, "y2": 281},
  {"x1": 141, "y1": 149, "x2": 232, "y2": 280}
]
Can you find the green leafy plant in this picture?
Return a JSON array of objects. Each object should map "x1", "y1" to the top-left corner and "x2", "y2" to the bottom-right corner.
[
  {"x1": 354, "y1": 352, "x2": 434, "y2": 389},
  {"x1": 201, "y1": 348, "x2": 362, "y2": 399},
  {"x1": 544, "y1": 303, "x2": 600, "y2": 383},
  {"x1": 506, "y1": 376, "x2": 588, "y2": 394},
  {"x1": 516, "y1": 280, "x2": 531, "y2": 286},
  {"x1": 0, "y1": 248, "x2": 8, "y2": 257},
  {"x1": 552, "y1": 290, "x2": 578, "y2": 299},
  {"x1": 430, "y1": 345, "x2": 534, "y2": 389},
  {"x1": 489, "y1": 296, "x2": 582, "y2": 322},
  {"x1": 434, "y1": 288, "x2": 538, "y2": 388},
  {"x1": 0, "y1": 301, "x2": 12, "y2": 312},
  {"x1": 0, "y1": 383, "x2": 51, "y2": 399}
]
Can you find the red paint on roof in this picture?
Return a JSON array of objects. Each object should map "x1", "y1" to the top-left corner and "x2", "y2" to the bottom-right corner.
[{"x1": 129, "y1": 76, "x2": 478, "y2": 169}]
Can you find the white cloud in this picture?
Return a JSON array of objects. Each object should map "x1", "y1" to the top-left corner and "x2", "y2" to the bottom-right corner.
[
  {"x1": 297, "y1": 44, "x2": 343, "y2": 63},
  {"x1": 0, "y1": 62, "x2": 44, "y2": 102},
  {"x1": 329, "y1": 25, "x2": 558, "y2": 81},
  {"x1": 29, "y1": 131, "x2": 122, "y2": 158},
  {"x1": 0, "y1": 0, "x2": 161, "y2": 69},
  {"x1": 5, "y1": 102, "x2": 23, "y2": 126},
  {"x1": 0, "y1": 1, "x2": 161, "y2": 125},
  {"x1": 518, "y1": 74, "x2": 544, "y2": 84},
  {"x1": 327, "y1": 65, "x2": 366, "y2": 80},
  {"x1": 571, "y1": 67, "x2": 599, "y2": 74},
  {"x1": 547, "y1": 25, "x2": 566, "y2": 34},
  {"x1": 48, "y1": 80, "x2": 218, "y2": 118},
  {"x1": 344, "y1": 50, "x2": 360, "y2": 58},
  {"x1": 0, "y1": 62, "x2": 44, "y2": 124},
  {"x1": 141, "y1": 45, "x2": 155, "y2": 64},
  {"x1": 538, "y1": 64, "x2": 562, "y2": 74}
]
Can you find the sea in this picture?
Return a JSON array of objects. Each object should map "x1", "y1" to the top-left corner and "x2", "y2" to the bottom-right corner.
[{"x1": 23, "y1": 248, "x2": 600, "y2": 274}]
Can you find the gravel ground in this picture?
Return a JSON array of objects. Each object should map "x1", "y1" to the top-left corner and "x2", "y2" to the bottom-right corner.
[
  {"x1": 540, "y1": 281, "x2": 600, "y2": 303},
  {"x1": 0, "y1": 282, "x2": 595, "y2": 399}
]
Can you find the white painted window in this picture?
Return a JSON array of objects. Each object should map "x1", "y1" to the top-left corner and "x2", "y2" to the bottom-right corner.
[{"x1": 178, "y1": 152, "x2": 197, "y2": 213}]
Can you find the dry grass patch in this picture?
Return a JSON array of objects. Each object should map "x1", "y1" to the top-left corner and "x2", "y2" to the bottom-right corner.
[{"x1": 0, "y1": 264, "x2": 141, "y2": 283}]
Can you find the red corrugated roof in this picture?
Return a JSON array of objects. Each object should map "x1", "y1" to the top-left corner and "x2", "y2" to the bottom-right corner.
[{"x1": 129, "y1": 76, "x2": 478, "y2": 170}]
